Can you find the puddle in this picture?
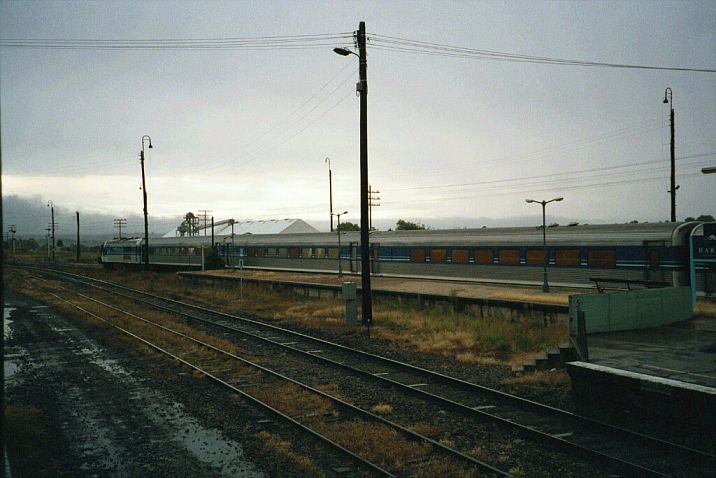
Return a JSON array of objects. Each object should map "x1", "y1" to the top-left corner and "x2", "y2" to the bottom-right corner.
[
  {"x1": 144, "y1": 400, "x2": 265, "y2": 477},
  {"x1": 4, "y1": 307, "x2": 16, "y2": 340},
  {"x1": 4, "y1": 308, "x2": 20, "y2": 381}
]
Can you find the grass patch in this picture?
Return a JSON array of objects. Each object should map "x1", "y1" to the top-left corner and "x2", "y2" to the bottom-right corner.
[
  {"x1": 5, "y1": 266, "x2": 568, "y2": 368},
  {"x1": 255, "y1": 431, "x2": 324, "y2": 477},
  {"x1": 503, "y1": 369, "x2": 571, "y2": 386},
  {"x1": 371, "y1": 403, "x2": 394, "y2": 415},
  {"x1": 320, "y1": 420, "x2": 430, "y2": 471}
]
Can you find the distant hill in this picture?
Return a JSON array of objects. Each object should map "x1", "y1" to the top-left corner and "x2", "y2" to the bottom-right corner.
[{"x1": 2, "y1": 194, "x2": 180, "y2": 240}]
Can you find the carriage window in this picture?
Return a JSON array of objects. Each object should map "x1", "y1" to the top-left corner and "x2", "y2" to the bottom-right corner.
[
  {"x1": 430, "y1": 248, "x2": 447, "y2": 263},
  {"x1": 315, "y1": 247, "x2": 326, "y2": 259},
  {"x1": 499, "y1": 249, "x2": 520, "y2": 265},
  {"x1": 258, "y1": 248, "x2": 266, "y2": 257},
  {"x1": 302, "y1": 247, "x2": 313, "y2": 258},
  {"x1": 556, "y1": 249, "x2": 581, "y2": 266},
  {"x1": 278, "y1": 248, "x2": 288, "y2": 258},
  {"x1": 289, "y1": 247, "x2": 300, "y2": 259},
  {"x1": 588, "y1": 250, "x2": 616, "y2": 267},
  {"x1": 327, "y1": 247, "x2": 339, "y2": 259},
  {"x1": 410, "y1": 248, "x2": 426, "y2": 263},
  {"x1": 525, "y1": 249, "x2": 546, "y2": 265},
  {"x1": 475, "y1": 249, "x2": 493, "y2": 264},
  {"x1": 451, "y1": 249, "x2": 469, "y2": 264}
]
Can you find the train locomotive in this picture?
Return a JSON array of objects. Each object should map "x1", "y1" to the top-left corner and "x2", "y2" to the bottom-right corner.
[{"x1": 101, "y1": 221, "x2": 712, "y2": 290}]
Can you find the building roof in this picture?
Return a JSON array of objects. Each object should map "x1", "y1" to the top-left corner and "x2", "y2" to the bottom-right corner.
[{"x1": 163, "y1": 218, "x2": 319, "y2": 237}]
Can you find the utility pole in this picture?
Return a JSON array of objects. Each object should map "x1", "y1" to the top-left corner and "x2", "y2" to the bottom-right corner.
[
  {"x1": 9, "y1": 225, "x2": 16, "y2": 258},
  {"x1": 47, "y1": 200, "x2": 56, "y2": 262},
  {"x1": 368, "y1": 185, "x2": 380, "y2": 231},
  {"x1": 211, "y1": 216, "x2": 215, "y2": 247},
  {"x1": 333, "y1": 21, "x2": 372, "y2": 328},
  {"x1": 114, "y1": 218, "x2": 127, "y2": 239},
  {"x1": 46, "y1": 227, "x2": 51, "y2": 262},
  {"x1": 663, "y1": 88, "x2": 677, "y2": 222},
  {"x1": 198, "y1": 209, "x2": 212, "y2": 236},
  {"x1": 326, "y1": 157, "x2": 334, "y2": 232},
  {"x1": 76, "y1": 212, "x2": 80, "y2": 263},
  {"x1": 140, "y1": 135, "x2": 153, "y2": 270},
  {"x1": 357, "y1": 21, "x2": 372, "y2": 328}
]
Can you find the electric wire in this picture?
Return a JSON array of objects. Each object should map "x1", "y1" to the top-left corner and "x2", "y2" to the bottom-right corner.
[{"x1": 367, "y1": 34, "x2": 716, "y2": 73}]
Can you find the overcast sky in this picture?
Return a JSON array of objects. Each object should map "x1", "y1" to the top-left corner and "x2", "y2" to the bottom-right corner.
[{"x1": 2, "y1": 0, "x2": 715, "y2": 233}]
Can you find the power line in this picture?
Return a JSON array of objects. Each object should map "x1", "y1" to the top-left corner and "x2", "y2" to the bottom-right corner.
[
  {"x1": 382, "y1": 152, "x2": 716, "y2": 193},
  {"x1": 367, "y1": 33, "x2": 716, "y2": 73},
  {"x1": 0, "y1": 33, "x2": 354, "y2": 50}
]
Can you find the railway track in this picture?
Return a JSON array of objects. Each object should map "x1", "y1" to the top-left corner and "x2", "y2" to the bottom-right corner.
[
  {"x1": 22, "y1": 267, "x2": 716, "y2": 477},
  {"x1": 25, "y1": 269, "x2": 511, "y2": 477}
]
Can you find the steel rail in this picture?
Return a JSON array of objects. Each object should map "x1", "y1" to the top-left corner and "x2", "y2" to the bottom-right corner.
[
  {"x1": 31, "y1": 267, "x2": 715, "y2": 476},
  {"x1": 51, "y1": 284, "x2": 512, "y2": 478},
  {"x1": 47, "y1": 290, "x2": 397, "y2": 478}
]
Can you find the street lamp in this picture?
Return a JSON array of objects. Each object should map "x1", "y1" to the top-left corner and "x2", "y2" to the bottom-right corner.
[
  {"x1": 702, "y1": 167, "x2": 716, "y2": 175},
  {"x1": 526, "y1": 197, "x2": 563, "y2": 292},
  {"x1": 46, "y1": 200, "x2": 55, "y2": 262},
  {"x1": 334, "y1": 21, "x2": 373, "y2": 328},
  {"x1": 333, "y1": 211, "x2": 348, "y2": 276},
  {"x1": 140, "y1": 135, "x2": 153, "y2": 271},
  {"x1": 663, "y1": 88, "x2": 677, "y2": 222},
  {"x1": 325, "y1": 157, "x2": 334, "y2": 232}
]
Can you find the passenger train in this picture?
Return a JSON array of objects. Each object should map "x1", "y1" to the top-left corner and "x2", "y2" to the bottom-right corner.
[{"x1": 100, "y1": 222, "x2": 714, "y2": 290}]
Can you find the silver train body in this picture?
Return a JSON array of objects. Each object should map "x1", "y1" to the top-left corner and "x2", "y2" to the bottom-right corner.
[{"x1": 101, "y1": 222, "x2": 713, "y2": 290}]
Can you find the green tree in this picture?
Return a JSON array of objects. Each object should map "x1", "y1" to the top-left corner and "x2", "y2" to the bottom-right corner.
[
  {"x1": 396, "y1": 219, "x2": 426, "y2": 230},
  {"x1": 685, "y1": 217, "x2": 696, "y2": 221},
  {"x1": 337, "y1": 221, "x2": 360, "y2": 232},
  {"x1": 57, "y1": 239, "x2": 64, "y2": 247},
  {"x1": 697, "y1": 214, "x2": 715, "y2": 222}
]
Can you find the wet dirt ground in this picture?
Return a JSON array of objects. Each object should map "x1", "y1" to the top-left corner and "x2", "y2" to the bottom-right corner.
[{"x1": 4, "y1": 290, "x2": 267, "y2": 478}]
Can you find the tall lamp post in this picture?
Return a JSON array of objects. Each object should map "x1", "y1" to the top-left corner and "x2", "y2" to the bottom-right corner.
[
  {"x1": 140, "y1": 135, "x2": 153, "y2": 270},
  {"x1": 526, "y1": 197, "x2": 563, "y2": 292},
  {"x1": 333, "y1": 211, "x2": 348, "y2": 276},
  {"x1": 325, "y1": 157, "x2": 334, "y2": 232},
  {"x1": 334, "y1": 20, "x2": 372, "y2": 328},
  {"x1": 663, "y1": 88, "x2": 677, "y2": 222},
  {"x1": 47, "y1": 200, "x2": 55, "y2": 262}
]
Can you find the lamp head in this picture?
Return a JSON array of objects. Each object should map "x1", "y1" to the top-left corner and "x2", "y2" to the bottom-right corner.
[
  {"x1": 525, "y1": 199, "x2": 535, "y2": 204},
  {"x1": 148, "y1": 141, "x2": 153, "y2": 149},
  {"x1": 333, "y1": 47, "x2": 352, "y2": 56},
  {"x1": 554, "y1": 197, "x2": 564, "y2": 202},
  {"x1": 663, "y1": 95, "x2": 668, "y2": 104}
]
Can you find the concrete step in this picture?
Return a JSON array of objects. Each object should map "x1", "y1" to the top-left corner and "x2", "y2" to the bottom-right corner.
[{"x1": 513, "y1": 343, "x2": 578, "y2": 375}]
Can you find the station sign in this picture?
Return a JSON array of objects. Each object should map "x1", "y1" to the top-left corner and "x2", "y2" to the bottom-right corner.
[{"x1": 693, "y1": 223, "x2": 716, "y2": 261}]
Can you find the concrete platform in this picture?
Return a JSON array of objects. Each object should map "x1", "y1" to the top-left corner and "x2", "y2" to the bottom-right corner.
[
  {"x1": 584, "y1": 316, "x2": 716, "y2": 388},
  {"x1": 566, "y1": 317, "x2": 716, "y2": 447}
]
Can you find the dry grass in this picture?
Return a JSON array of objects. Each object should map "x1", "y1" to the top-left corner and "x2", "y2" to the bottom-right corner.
[
  {"x1": 371, "y1": 403, "x2": 394, "y2": 415},
  {"x1": 503, "y1": 369, "x2": 571, "y2": 386},
  {"x1": 255, "y1": 431, "x2": 324, "y2": 477},
  {"x1": 409, "y1": 423, "x2": 445, "y2": 439},
  {"x1": 695, "y1": 300, "x2": 716, "y2": 318},
  {"x1": 5, "y1": 267, "x2": 569, "y2": 368},
  {"x1": 252, "y1": 383, "x2": 336, "y2": 421},
  {"x1": 411, "y1": 456, "x2": 480, "y2": 478},
  {"x1": 320, "y1": 421, "x2": 430, "y2": 471}
]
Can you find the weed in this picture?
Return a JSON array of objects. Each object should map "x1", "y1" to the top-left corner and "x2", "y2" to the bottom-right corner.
[{"x1": 371, "y1": 403, "x2": 394, "y2": 415}]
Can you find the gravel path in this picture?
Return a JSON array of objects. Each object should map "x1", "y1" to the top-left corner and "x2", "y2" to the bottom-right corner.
[{"x1": 4, "y1": 290, "x2": 266, "y2": 478}]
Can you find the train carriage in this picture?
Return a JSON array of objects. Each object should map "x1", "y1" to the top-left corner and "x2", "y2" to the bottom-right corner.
[{"x1": 101, "y1": 222, "x2": 711, "y2": 291}]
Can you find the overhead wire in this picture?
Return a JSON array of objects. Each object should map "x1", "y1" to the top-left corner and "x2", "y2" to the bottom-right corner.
[{"x1": 367, "y1": 33, "x2": 716, "y2": 73}]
